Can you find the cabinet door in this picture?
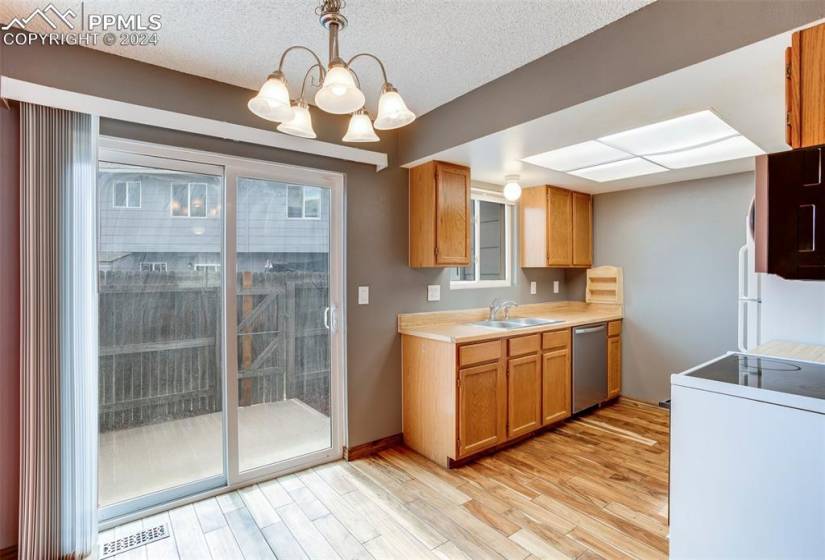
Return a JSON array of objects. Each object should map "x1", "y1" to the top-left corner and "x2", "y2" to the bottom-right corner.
[
  {"x1": 457, "y1": 361, "x2": 506, "y2": 457},
  {"x1": 607, "y1": 335, "x2": 622, "y2": 399},
  {"x1": 507, "y1": 354, "x2": 541, "y2": 439},
  {"x1": 572, "y1": 192, "x2": 592, "y2": 267},
  {"x1": 435, "y1": 162, "x2": 471, "y2": 265},
  {"x1": 542, "y1": 348, "x2": 571, "y2": 425},
  {"x1": 547, "y1": 188, "x2": 572, "y2": 266},
  {"x1": 788, "y1": 23, "x2": 825, "y2": 149}
]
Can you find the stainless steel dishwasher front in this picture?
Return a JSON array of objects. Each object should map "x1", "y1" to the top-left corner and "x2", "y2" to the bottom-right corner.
[{"x1": 572, "y1": 323, "x2": 608, "y2": 413}]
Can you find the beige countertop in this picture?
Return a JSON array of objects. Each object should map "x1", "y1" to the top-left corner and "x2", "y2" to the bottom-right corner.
[
  {"x1": 397, "y1": 301, "x2": 623, "y2": 343},
  {"x1": 750, "y1": 340, "x2": 825, "y2": 364}
]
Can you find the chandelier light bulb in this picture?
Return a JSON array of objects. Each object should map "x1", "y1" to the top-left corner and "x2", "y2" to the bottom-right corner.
[
  {"x1": 503, "y1": 175, "x2": 522, "y2": 202},
  {"x1": 343, "y1": 110, "x2": 379, "y2": 142},
  {"x1": 374, "y1": 84, "x2": 416, "y2": 130},
  {"x1": 277, "y1": 100, "x2": 317, "y2": 139},
  {"x1": 248, "y1": 72, "x2": 294, "y2": 122},
  {"x1": 315, "y1": 64, "x2": 365, "y2": 114}
]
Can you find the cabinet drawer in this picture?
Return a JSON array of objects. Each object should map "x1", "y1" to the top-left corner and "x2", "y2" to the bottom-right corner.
[
  {"x1": 542, "y1": 329, "x2": 570, "y2": 350},
  {"x1": 459, "y1": 340, "x2": 501, "y2": 367},
  {"x1": 608, "y1": 320, "x2": 622, "y2": 337},
  {"x1": 508, "y1": 334, "x2": 540, "y2": 357}
]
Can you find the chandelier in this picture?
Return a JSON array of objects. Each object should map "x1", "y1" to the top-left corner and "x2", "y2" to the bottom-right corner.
[{"x1": 248, "y1": 0, "x2": 416, "y2": 142}]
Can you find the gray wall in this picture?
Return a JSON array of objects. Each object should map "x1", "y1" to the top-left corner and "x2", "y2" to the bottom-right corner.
[{"x1": 567, "y1": 172, "x2": 755, "y2": 403}]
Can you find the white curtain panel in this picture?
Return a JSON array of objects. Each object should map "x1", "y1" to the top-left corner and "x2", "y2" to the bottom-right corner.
[{"x1": 19, "y1": 103, "x2": 98, "y2": 560}]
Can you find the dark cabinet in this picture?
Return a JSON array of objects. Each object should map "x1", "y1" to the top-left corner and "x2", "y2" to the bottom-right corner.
[{"x1": 756, "y1": 144, "x2": 825, "y2": 279}]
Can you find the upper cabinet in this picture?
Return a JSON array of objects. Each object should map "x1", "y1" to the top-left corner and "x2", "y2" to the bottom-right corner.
[
  {"x1": 755, "y1": 145, "x2": 825, "y2": 280},
  {"x1": 520, "y1": 185, "x2": 592, "y2": 268},
  {"x1": 409, "y1": 161, "x2": 471, "y2": 267},
  {"x1": 787, "y1": 21, "x2": 825, "y2": 149}
]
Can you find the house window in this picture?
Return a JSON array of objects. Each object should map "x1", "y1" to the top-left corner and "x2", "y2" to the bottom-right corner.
[
  {"x1": 114, "y1": 181, "x2": 141, "y2": 208},
  {"x1": 450, "y1": 190, "x2": 512, "y2": 289},
  {"x1": 193, "y1": 264, "x2": 220, "y2": 272},
  {"x1": 139, "y1": 262, "x2": 167, "y2": 272},
  {"x1": 287, "y1": 185, "x2": 322, "y2": 219},
  {"x1": 171, "y1": 182, "x2": 209, "y2": 217}
]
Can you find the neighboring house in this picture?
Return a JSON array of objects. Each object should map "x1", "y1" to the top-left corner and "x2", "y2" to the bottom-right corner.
[{"x1": 97, "y1": 171, "x2": 330, "y2": 272}]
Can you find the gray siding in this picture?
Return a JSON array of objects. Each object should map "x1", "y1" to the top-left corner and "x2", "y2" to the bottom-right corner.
[{"x1": 98, "y1": 172, "x2": 329, "y2": 257}]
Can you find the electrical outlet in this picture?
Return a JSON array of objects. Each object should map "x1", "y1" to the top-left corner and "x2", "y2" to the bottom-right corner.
[
  {"x1": 530, "y1": 281, "x2": 537, "y2": 295},
  {"x1": 358, "y1": 286, "x2": 369, "y2": 305},
  {"x1": 427, "y1": 284, "x2": 441, "y2": 302},
  {"x1": 553, "y1": 280, "x2": 560, "y2": 294}
]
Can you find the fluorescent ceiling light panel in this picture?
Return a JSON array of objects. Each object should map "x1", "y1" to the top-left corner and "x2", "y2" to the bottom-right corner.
[
  {"x1": 569, "y1": 157, "x2": 667, "y2": 183},
  {"x1": 646, "y1": 135, "x2": 764, "y2": 169},
  {"x1": 599, "y1": 110, "x2": 738, "y2": 155},
  {"x1": 522, "y1": 140, "x2": 630, "y2": 172}
]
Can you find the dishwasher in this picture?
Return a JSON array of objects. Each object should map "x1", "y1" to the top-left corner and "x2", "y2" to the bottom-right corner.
[{"x1": 572, "y1": 323, "x2": 608, "y2": 413}]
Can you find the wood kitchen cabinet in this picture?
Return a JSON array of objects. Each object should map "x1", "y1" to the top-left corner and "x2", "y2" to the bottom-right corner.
[
  {"x1": 409, "y1": 160, "x2": 471, "y2": 267},
  {"x1": 458, "y1": 361, "x2": 507, "y2": 457},
  {"x1": 520, "y1": 185, "x2": 592, "y2": 268},
  {"x1": 541, "y1": 329, "x2": 571, "y2": 425},
  {"x1": 402, "y1": 324, "x2": 586, "y2": 467},
  {"x1": 755, "y1": 145, "x2": 825, "y2": 280},
  {"x1": 607, "y1": 320, "x2": 622, "y2": 399},
  {"x1": 506, "y1": 335, "x2": 542, "y2": 439},
  {"x1": 786, "y1": 21, "x2": 825, "y2": 149}
]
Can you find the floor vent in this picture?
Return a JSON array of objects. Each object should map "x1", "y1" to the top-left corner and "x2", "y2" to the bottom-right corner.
[{"x1": 100, "y1": 523, "x2": 169, "y2": 559}]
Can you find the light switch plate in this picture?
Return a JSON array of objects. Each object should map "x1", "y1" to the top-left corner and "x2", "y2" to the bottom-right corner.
[
  {"x1": 358, "y1": 286, "x2": 369, "y2": 305},
  {"x1": 530, "y1": 281, "x2": 537, "y2": 295},
  {"x1": 553, "y1": 280, "x2": 560, "y2": 294},
  {"x1": 427, "y1": 284, "x2": 441, "y2": 302}
]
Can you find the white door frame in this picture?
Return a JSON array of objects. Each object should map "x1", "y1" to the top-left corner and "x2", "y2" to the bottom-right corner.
[{"x1": 96, "y1": 137, "x2": 347, "y2": 526}]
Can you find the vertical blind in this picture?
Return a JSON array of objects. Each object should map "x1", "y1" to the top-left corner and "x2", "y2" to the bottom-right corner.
[{"x1": 19, "y1": 103, "x2": 97, "y2": 559}]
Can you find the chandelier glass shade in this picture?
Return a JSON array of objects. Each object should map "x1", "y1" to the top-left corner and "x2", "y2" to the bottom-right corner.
[
  {"x1": 248, "y1": 72, "x2": 294, "y2": 123},
  {"x1": 343, "y1": 110, "x2": 379, "y2": 142},
  {"x1": 249, "y1": 0, "x2": 415, "y2": 142},
  {"x1": 277, "y1": 99, "x2": 317, "y2": 138}
]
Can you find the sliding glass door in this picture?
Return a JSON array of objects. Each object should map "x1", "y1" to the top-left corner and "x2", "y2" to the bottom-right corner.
[
  {"x1": 97, "y1": 156, "x2": 226, "y2": 519},
  {"x1": 97, "y1": 141, "x2": 344, "y2": 521}
]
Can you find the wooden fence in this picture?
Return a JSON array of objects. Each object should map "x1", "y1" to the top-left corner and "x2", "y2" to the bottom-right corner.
[{"x1": 98, "y1": 270, "x2": 330, "y2": 432}]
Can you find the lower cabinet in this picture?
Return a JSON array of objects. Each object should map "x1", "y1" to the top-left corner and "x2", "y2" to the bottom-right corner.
[
  {"x1": 402, "y1": 320, "x2": 621, "y2": 467},
  {"x1": 507, "y1": 353, "x2": 542, "y2": 438},
  {"x1": 607, "y1": 320, "x2": 622, "y2": 398},
  {"x1": 457, "y1": 361, "x2": 506, "y2": 457},
  {"x1": 542, "y1": 331, "x2": 572, "y2": 425}
]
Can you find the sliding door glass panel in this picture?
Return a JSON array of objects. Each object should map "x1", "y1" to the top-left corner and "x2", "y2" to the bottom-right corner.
[
  {"x1": 97, "y1": 162, "x2": 224, "y2": 508},
  {"x1": 236, "y1": 178, "x2": 332, "y2": 472}
]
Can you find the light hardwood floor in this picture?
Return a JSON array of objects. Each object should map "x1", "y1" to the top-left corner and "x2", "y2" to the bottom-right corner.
[{"x1": 102, "y1": 399, "x2": 669, "y2": 559}]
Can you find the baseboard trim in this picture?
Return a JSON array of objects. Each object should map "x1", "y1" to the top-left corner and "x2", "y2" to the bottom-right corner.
[
  {"x1": 344, "y1": 433, "x2": 403, "y2": 461},
  {"x1": 0, "y1": 545, "x2": 17, "y2": 560}
]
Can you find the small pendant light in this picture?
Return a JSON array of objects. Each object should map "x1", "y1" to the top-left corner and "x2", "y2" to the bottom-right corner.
[{"x1": 503, "y1": 175, "x2": 522, "y2": 201}]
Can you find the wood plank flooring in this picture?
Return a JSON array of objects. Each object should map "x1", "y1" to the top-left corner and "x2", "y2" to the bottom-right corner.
[{"x1": 102, "y1": 399, "x2": 669, "y2": 559}]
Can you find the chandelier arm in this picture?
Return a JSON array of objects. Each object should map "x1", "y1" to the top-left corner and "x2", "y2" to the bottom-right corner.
[
  {"x1": 345, "y1": 52, "x2": 390, "y2": 85},
  {"x1": 277, "y1": 45, "x2": 327, "y2": 75},
  {"x1": 299, "y1": 63, "x2": 325, "y2": 100}
]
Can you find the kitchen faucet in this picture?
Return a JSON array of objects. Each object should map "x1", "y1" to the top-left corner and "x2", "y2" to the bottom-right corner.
[{"x1": 488, "y1": 298, "x2": 518, "y2": 320}]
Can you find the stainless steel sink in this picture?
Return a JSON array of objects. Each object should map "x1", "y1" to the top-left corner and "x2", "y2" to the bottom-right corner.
[{"x1": 470, "y1": 318, "x2": 563, "y2": 330}]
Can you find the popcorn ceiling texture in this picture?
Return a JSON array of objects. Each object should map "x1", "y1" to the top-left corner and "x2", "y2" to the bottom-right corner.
[{"x1": 0, "y1": 0, "x2": 652, "y2": 116}]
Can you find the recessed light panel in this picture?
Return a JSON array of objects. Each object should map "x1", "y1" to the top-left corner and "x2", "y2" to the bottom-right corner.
[
  {"x1": 646, "y1": 135, "x2": 764, "y2": 169},
  {"x1": 568, "y1": 158, "x2": 667, "y2": 183},
  {"x1": 522, "y1": 140, "x2": 631, "y2": 172},
  {"x1": 599, "y1": 110, "x2": 737, "y2": 155}
]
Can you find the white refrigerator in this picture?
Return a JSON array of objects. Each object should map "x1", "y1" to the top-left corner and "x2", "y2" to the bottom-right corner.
[{"x1": 738, "y1": 197, "x2": 825, "y2": 350}]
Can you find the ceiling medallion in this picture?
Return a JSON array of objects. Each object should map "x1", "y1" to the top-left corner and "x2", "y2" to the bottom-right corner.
[{"x1": 248, "y1": 0, "x2": 415, "y2": 143}]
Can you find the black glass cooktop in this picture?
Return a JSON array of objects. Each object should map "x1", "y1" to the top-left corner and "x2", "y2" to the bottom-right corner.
[{"x1": 685, "y1": 353, "x2": 825, "y2": 400}]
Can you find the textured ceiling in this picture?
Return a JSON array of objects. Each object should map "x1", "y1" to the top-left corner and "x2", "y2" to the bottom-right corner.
[{"x1": 0, "y1": 0, "x2": 653, "y2": 115}]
